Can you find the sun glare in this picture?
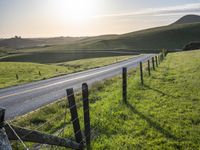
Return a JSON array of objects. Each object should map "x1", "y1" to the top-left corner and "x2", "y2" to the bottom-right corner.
[{"x1": 53, "y1": 0, "x2": 97, "y2": 24}]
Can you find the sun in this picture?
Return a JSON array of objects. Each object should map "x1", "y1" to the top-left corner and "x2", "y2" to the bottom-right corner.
[
  {"x1": 67, "y1": 0, "x2": 95, "y2": 22},
  {"x1": 53, "y1": 0, "x2": 97, "y2": 24}
]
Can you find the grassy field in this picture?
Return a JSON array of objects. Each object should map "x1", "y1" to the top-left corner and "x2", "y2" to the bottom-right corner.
[
  {"x1": 84, "y1": 23, "x2": 200, "y2": 50},
  {"x1": 0, "y1": 50, "x2": 136, "y2": 63},
  {"x1": 11, "y1": 50, "x2": 200, "y2": 149},
  {"x1": 1, "y1": 22, "x2": 200, "y2": 63},
  {"x1": 55, "y1": 55, "x2": 137, "y2": 70},
  {"x1": 0, "y1": 55, "x2": 133, "y2": 88}
]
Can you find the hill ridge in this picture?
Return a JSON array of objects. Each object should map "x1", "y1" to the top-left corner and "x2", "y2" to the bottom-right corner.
[{"x1": 173, "y1": 14, "x2": 200, "y2": 25}]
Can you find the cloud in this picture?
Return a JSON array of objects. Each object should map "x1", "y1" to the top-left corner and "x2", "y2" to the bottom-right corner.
[{"x1": 94, "y1": 3, "x2": 200, "y2": 18}]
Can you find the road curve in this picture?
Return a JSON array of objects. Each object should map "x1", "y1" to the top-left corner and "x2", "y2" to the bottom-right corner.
[{"x1": 0, "y1": 54, "x2": 154, "y2": 120}]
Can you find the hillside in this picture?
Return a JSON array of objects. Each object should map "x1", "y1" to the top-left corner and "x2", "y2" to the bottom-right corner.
[
  {"x1": 12, "y1": 49, "x2": 200, "y2": 149},
  {"x1": 173, "y1": 14, "x2": 200, "y2": 25},
  {"x1": 1, "y1": 15, "x2": 200, "y2": 63},
  {"x1": 0, "y1": 37, "x2": 41, "y2": 49},
  {"x1": 1, "y1": 15, "x2": 200, "y2": 52},
  {"x1": 80, "y1": 22, "x2": 200, "y2": 50},
  {"x1": 0, "y1": 35, "x2": 117, "y2": 50}
]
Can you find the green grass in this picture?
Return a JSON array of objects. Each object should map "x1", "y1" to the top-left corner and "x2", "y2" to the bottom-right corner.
[
  {"x1": 0, "y1": 50, "x2": 135, "y2": 63},
  {"x1": 0, "y1": 62, "x2": 69, "y2": 88},
  {"x1": 55, "y1": 55, "x2": 137, "y2": 71},
  {"x1": 10, "y1": 50, "x2": 200, "y2": 149},
  {"x1": 84, "y1": 23, "x2": 200, "y2": 50},
  {"x1": 0, "y1": 47, "x2": 16, "y2": 57},
  {"x1": 1, "y1": 23, "x2": 200, "y2": 63},
  {"x1": 0, "y1": 55, "x2": 133, "y2": 88}
]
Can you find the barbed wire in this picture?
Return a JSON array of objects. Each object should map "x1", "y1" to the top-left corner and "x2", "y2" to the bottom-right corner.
[
  {"x1": 6, "y1": 121, "x2": 29, "y2": 150},
  {"x1": 8, "y1": 56, "x2": 160, "y2": 149},
  {"x1": 9, "y1": 86, "x2": 89, "y2": 149}
]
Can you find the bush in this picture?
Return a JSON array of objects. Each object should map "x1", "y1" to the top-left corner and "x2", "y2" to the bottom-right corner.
[{"x1": 183, "y1": 42, "x2": 200, "y2": 51}]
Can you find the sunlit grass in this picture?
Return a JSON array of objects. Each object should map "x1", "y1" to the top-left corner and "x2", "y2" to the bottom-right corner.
[
  {"x1": 11, "y1": 50, "x2": 200, "y2": 149},
  {"x1": 0, "y1": 55, "x2": 133, "y2": 88}
]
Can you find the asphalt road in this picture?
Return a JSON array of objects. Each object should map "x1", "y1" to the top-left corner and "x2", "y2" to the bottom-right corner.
[{"x1": 0, "y1": 54, "x2": 154, "y2": 120}]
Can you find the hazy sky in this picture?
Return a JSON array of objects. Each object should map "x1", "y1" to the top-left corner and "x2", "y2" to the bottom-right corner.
[{"x1": 0, "y1": 0, "x2": 200, "y2": 38}]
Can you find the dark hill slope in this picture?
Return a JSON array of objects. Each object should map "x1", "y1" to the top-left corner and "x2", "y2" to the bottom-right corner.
[
  {"x1": 81, "y1": 23, "x2": 200, "y2": 51},
  {"x1": 0, "y1": 38, "x2": 41, "y2": 49},
  {"x1": 173, "y1": 15, "x2": 200, "y2": 25}
]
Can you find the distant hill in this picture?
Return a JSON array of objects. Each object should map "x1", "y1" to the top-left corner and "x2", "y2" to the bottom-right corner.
[
  {"x1": 0, "y1": 35, "x2": 118, "y2": 50},
  {"x1": 0, "y1": 36, "x2": 84, "y2": 49},
  {"x1": 78, "y1": 22, "x2": 200, "y2": 51},
  {"x1": 0, "y1": 37, "x2": 41, "y2": 49},
  {"x1": 173, "y1": 15, "x2": 200, "y2": 25},
  {"x1": 1, "y1": 15, "x2": 200, "y2": 51}
]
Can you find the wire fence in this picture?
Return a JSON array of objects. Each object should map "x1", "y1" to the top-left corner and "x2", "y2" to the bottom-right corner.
[{"x1": 0, "y1": 51, "x2": 167, "y2": 150}]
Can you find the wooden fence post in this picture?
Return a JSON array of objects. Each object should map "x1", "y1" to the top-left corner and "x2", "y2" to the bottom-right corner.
[
  {"x1": 152, "y1": 57, "x2": 155, "y2": 70},
  {"x1": 122, "y1": 67, "x2": 127, "y2": 103},
  {"x1": 162, "y1": 50, "x2": 165, "y2": 60},
  {"x1": 148, "y1": 60, "x2": 151, "y2": 76},
  {"x1": 160, "y1": 53, "x2": 163, "y2": 62},
  {"x1": 16, "y1": 74, "x2": 19, "y2": 80},
  {"x1": 140, "y1": 62, "x2": 144, "y2": 85},
  {"x1": 82, "y1": 83, "x2": 90, "y2": 149},
  {"x1": 155, "y1": 56, "x2": 158, "y2": 67},
  {"x1": 66, "y1": 89, "x2": 83, "y2": 147},
  {"x1": 0, "y1": 108, "x2": 5, "y2": 128},
  {"x1": 0, "y1": 108, "x2": 12, "y2": 150}
]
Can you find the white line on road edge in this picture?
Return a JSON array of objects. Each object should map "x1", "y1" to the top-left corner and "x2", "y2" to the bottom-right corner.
[{"x1": 0, "y1": 55, "x2": 152, "y2": 100}]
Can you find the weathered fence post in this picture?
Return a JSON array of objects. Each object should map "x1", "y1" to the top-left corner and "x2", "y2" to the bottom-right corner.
[
  {"x1": 155, "y1": 56, "x2": 158, "y2": 67},
  {"x1": 140, "y1": 62, "x2": 144, "y2": 85},
  {"x1": 0, "y1": 108, "x2": 12, "y2": 150},
  {"x1": 160, "y1": 53, "x2": 163, "y2": 62},
  {"x1": 122, "y1": 67, "x2": 127, "y2": 103},
  {"x1": 152, "y1": 57, "x2": 155, "y2": 70},
  {"x1": 16, "y1": 74, "x2": 19, "y2": 80},
  {"x1": 165, "y1": 50, "x2": 168, "y2": 57},
  {"x1": 66, "y1": 89, "x2": 83, "y2": 148},
  {"x1": 162, "y1": 50, "x2": 165, "y2": 60},
  {"x1": 82, "y1": 83, "x2": 90, "y2": 149},
  {"x1": 147, "y1": 60, "x2": 151, "y2": 76},
  {"x1": 0, "y1": 108, "x2": 5, "y2": 128}
]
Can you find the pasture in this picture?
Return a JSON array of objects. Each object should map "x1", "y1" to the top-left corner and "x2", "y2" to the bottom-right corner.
[
  {"x1": 0, "y1": 55, "x2": 133, "y2": 88},
  {"x1": 11, "y1": 49, "x2": 200, "y2": 149}
]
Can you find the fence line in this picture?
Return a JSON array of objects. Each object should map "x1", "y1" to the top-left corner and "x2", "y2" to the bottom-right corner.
[
  {"x1": 122, "y1": 67, "x2": 127, "y2": 103},
  {"x1": 0, "y1": 51, "x2": 167, "y2": 149},
  {"x1": 140, "y1": 62, "x2": 144, "y2": 85}
]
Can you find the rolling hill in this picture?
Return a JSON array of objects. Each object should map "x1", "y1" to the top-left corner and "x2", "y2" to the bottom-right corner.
[
  {"x1": 0, "y1": 37, "x2": 41, "y2": 49},
  {"x1": 173, "y1": 14, "x2": 200, "y2": 25},
  {"x1": 1, "y1": 15, "x2": 200, "y2": 52},
  {"x1": 81, "y1": 22, "x2": 200, "y2": 51},
  {"x1": 0, "y1": 15, "x2": 200, "y2": 63}
]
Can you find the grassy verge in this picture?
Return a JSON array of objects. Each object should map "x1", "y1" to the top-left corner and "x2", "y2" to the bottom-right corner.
[
  {"x1": 11, "y1": 50, "x2": 200, "y2": 149},
  {"x1": 0, "y1": 55, "x2": 134, "y2": 88},
  {"x1": 54, "y1": 55, "x2": 136, "y2": 71}
]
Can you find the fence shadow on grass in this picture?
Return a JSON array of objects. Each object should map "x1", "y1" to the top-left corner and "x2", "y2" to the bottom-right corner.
[
  {"x1": 145, "y1": 85, "x2": 199, "y2": 103},
  {"x1": 125, "y1": 101, "x2": 179, "y2": 141},
  {"x1": 144, "y1": 85, "x2": 179, "y2": 99}
]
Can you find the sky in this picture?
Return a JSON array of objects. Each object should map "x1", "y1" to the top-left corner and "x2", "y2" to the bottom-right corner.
[{"x1": 0, "y1": 0, "x2": 200, "y2": 38}]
